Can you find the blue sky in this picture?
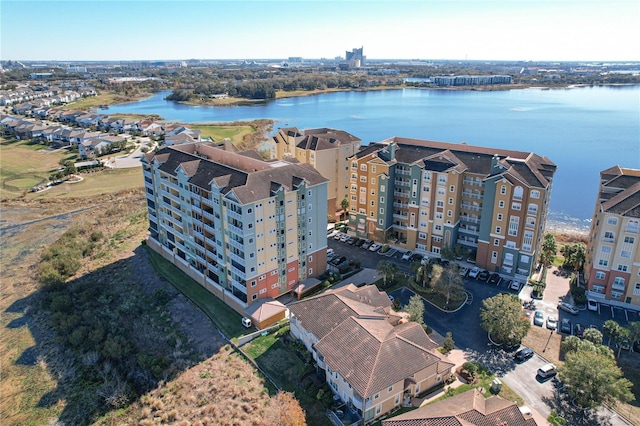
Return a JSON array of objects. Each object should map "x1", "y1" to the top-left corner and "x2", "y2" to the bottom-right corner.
[{"x1": 1, "y1": 0, "x2": 638, "y2": 62}]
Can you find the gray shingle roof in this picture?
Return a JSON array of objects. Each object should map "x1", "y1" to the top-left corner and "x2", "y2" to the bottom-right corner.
[{"x1": 598, "y1": 167, "x2": 640, "y2": 218}]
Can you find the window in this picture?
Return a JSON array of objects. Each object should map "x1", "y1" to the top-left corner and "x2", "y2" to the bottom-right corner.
[
  {"x1": 360, "y1": 176, "x2": 367, "y2": 182},
  {"x1": 380, "y1": 185, "x2": 385, "y2": 192},
  {"x1": 607, "y1": 217, "x2": 618, "y2": 225},
  {"x1": 251, "y1": 280, "x2": 256, "y2": 287},
  {"x1": 494, "y1": 238, "x2": 500, "y2": 246},
  {"x1": 380, "y1": 196, "x2": 385, "y2": 203},
  {"x1": 379, "y1": 219, "x2": 384, "y2": 225},
  {"x1": 598, "y1": 245, "x2": 611, "y2": 266},
  {"x1": 531, "y1": 190, "x2": 540, "y2": 199},
  {"x1": 634, "y1": 282, "x2": 640, "y2": 296},
  {"x1": 436, "y1": 200, "x2": 444, "y2": 207},
  {"x1": 624, "y1": 236, "x2": 635, "y2": 244},
  {"x1": 374, "y1": 393, "x2": 379, "y2": 400},
  {"x1": 495, "y1": 226, "x2": 502, "y2": 234},
  {"x1": 370, "y1": 211, "x2": 374, "y2": 217},
  {"x1": 372, "y1": 166, "x2": 376, "y2": 173},
  {"x1": 521, "y1": 255, "x2": 530, "y2": 263},
  {"x1": 595, "y1": 271, "x2": 606, "y2": 280},
  {"x1": 513, "y1": 186, "x2": 523, "y2": 200},
  {"x1": 497, "y1": 213, "x2": 503, "y2": 221},
  {"x1": 447, "y1": 210, "x2": 452, "y2": 217},
  {"x1": 371, "y1": 178, "x2": 376, "y2": 185},
  {"x1": 511, "y1": 202, "x2": 521, "y2": 211},
  {"x1": 523, "y1": 231, "x2": 534, "y2": 251},
  {"x1": 627, "y1": 220, "x2": 639, "y2": 233},
  {"x1": 592, "y1": 284, "x2": 605, "y2": 294},
  {"x1": 500, "y1": 185, "x2": 507, "y2": 195},
  {"x1": 379, "y1": 208, "x2": 384, "y2": 214},
  {"x1": 491, "y1": 251, "x2": 498, "y2": 263},
  {"x1": 437, "y1": 188, "x2": 445, "y2": 195},
  {"x1": 506, "y1": 241, "x2": 516, "y2": 249},
  {"x1": 370, "y1": 200, "x2": 375, "y2": 206},
  {"x1": 388, "y1": 385, "x2": 394, "y2": 392},
  {"x1": 360, "y1": 164, "x2": 367, "y2": 171},
  {"x1": 617, "y1": 264, "x2": 628, "y2": 272},
  {"x1": 499, "y1": 200, "x2": 505, "y2": 208},
  {"x1": 504, "y1": 253, "x2": 514, "y2": 266},
  {"x1": 434, "y1": 224, "x2": 442, "y2": 231},
  {"x1": 448, "y1": 197, "x2": 453, "y2": 205},
  {"x1": 527, "y1": 203, "x2": 538, "y2": 215},
  {"x1": 508, "y1": 216, "x2": 519, "y2": 236},
  {"x1": 436, "y1": 212, "x2": 443, "y2": 219},
  {"x1": 449, "y1": 185, "x2": 455, "y2": 192},
  {"x1": 418, "y1": 232, "x2": 427, "y2": 239}
]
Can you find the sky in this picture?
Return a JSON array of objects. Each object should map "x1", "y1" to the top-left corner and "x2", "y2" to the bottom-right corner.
[{"x1": 1, "y1": 0, "x2": 639, "y2": 62}]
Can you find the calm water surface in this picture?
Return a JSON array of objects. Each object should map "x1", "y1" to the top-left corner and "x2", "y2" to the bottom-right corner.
[{"x1": 106, "y1": 86, "x2": 640, "y2": 232}]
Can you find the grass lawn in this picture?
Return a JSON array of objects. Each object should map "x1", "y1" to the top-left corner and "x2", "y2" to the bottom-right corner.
[
  {"x1": 28, "y1": 168, "x2": 144, "y2": 199},
  {"x1": 522, "y1": 325, "x2": 564, "y2": 365},
  {"x1": 144, "y1": 246, "x2": 247, "y2": 339},
  {"x1": 188, "y1": 123, "x2": 256, "y2": 145},
  {"x1": 0, "y1": 139, "x2": 65, "y2": 174}
]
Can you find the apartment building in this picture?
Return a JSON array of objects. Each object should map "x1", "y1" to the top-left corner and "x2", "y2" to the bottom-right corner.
[
  {"x1": 269, "y1": 127, "x2": 361, "y2": 218},
  {"x1": 347, "y1": 137, "x2": 556, "y2": 281},
  {"x1": 585, "y1": 166, "x2": 640, "y2": 308},
  {"x1": 142, "y1": 142, "x2": 328, "y2": 313}
]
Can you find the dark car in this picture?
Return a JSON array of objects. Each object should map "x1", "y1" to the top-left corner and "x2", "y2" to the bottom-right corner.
[
  {"x1": 346, "y1": 237, "x2": 357, "y2": 245},
  {"x1": 477, "y1": 270, "x2": 490, "y2": 281},
  {"x1": 514, "y1": 347, "x2": 534, "y2": 362},
  {"x1": 574, "y1": 323, "x2": 585, "y2": 338},
  {"x1": 355, "y1": 238, "x2": 365, "y2": 247},
  {"x1": 330, "y1": 256, "x2": 347, "y2": 266},
  {"x1": 488, "y1": 273, "x2": 501, "y2": 285},
  {"x1": 560, "y1": 318, "x2": 572, "y2": 334}
]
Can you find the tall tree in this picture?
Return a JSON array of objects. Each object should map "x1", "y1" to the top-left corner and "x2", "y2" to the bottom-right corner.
[
  {"x1": 270, "y1": 391, "x2": 306, "y2": 426},
  {"x1": 559, "y1": 349, "x2": 634, "y2": 408},
  {"x1": 406, "y1": 294, "x2": 425, "y2": 326},
  {"x1": 480, "y1": 293, "x2": 531, "y2": 347},
  {"x1": 434, "y1": 264, "x2": 464, "y2": 307},
  {"x1": 626, "y1": 322, "x2": 640, "y2": 353},
  {"x1": 583, "y1": 327, "x2": 603, "y2": 346},
  {"x1": 376, "y1": 260, "x2": 398, "y2": 288},
  {"x1": 603, "y1": 319, "x2": 621, "y2": 346},
  {"x1": 539, "y1": 233, "x2": 557, "y2": 275}
]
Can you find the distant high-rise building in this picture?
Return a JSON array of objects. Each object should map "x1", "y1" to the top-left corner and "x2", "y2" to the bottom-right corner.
[
  {"x1": 345, "y1": 47, "x2": 365, "y2": 68},
  {"x1": 584, "y1": 166, "x2": 640, "y2": 308}
]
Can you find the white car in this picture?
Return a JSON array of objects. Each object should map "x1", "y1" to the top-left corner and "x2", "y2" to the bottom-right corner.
[
  {"x1": 369, "y1": 243, "x2": 382, "y2": 252},
  {"x1": 402, "y1": 251, "x2": 413, "y2": 261},
  {"x1": 510, "y1": 280, "x2": 521, "y2": 291},
  {"x1": 468, "y1": 267, "x2": 481, "y2": 279},
  {"x1": 339, "y1": 234, "x2": 350, "y2": 242},
  {"x1": 458, "y1": 266, "x2": 469, "y2": 277}
]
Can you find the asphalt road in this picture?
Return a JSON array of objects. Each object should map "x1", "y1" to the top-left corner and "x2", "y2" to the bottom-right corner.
[{"x1": 327, "y1": 236, "x2": 637, "y2": 425}]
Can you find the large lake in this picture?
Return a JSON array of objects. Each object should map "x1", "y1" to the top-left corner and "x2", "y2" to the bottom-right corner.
[{"x1": 105, "y1": 86, "x2": 640, "y2": 233}]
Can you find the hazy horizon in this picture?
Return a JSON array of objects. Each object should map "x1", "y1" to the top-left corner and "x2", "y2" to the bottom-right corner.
[{"x1": 2, "y1": 1, "x2": 639, "y2": 63}]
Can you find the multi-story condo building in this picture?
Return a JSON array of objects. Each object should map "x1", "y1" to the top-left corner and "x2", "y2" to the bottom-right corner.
[
  {"x1": 269, "y1": 127, "x2": 361, "y2": 218},
  {"x1": 347, "y1": 137, "x2": 556, "y2": 281},
  {"x1": 585, "y1": 166, "x2": 640, "y2": 308},
  {"x1": 142, "y1": 142, "x2": 328, "y2": 313}
]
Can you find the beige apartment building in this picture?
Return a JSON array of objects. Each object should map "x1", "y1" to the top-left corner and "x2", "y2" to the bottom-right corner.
[
  {"x1": 347, "y1": 137, "x2": 556, "y2": 281},
  {"x1": 269, "y1": 127, "x2": 361, "y2": 218},
  {"x1": 585, "y1": 166, "x2": 640, "y2": 309}
]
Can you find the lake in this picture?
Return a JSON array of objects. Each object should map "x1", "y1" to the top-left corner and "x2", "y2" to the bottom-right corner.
[{"x1": 104, "y1": 86, "x2": 640, "y2": 233}]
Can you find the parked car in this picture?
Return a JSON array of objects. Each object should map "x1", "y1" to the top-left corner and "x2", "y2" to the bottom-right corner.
[
  {"x1": 574, "y1": 323, "x2": 585, "y2": 338},
  {"x1": 327, "y1": 248, "x2": 334, "y2": 258},
  {"x1": 477, "y1": 270, "x2": 490, "y2": 281},
  {"x1": 560, "y1": 318, "x2": 572, "y2": 334},
  {"x1": 333, "y1": 232, "x2": 344, "y2": 241},
  {"x1": 330, "y1": 256, "x2": 347, "y2": 266},
  {"x1": 537, "y1": 363, "x2": 557, "y2": 379},
  {"x1": 369, "y1": 243, "x2": 382, "y2": 252},
  {"x1": 546, "y1": 315, "x2": 558, "y2": 330},
  {"x1": 361, "y1": 240, "x2": 372, "y2": 250},
  {"x1": 346, "y1": 236, "x2": 356, "y2": 245},
  {"x1": 468, "y1": 266, "x2": 481, "y2": 279},
  {"x1": 510, "y1": 280, "x2": 521, "y2": 291},
  {"x1": 241, "y1": 317, "x2": 252, "y2": 328},
  {"x1": 459, "y1": 266, "x2": 469, "y2": 277},
  {"x1": 402, "y1": 251, "x2": 413, "y2": 261},
  {"x1": 533, "y1": 311, "x2": 544, "y2": 327},
  {"x1": 514, "y1": 346, "x2": 534, "y2": 362},
  {"x1": 409, "y1": 253, "x2": 423, "y2": 263},
  {"x1": 558, "y1": 302, "x2": 579, "y2": 315},
  {"x1": 587, "y1": 298, "x2": 599, "y2": 311},
  {"x1": 355, "y1": 238, "x2": 365, "y2": 247},
  {"x1": 488, "y1": 273, "x2": 501, "y2": 285},
  {"x1": 341, "y1": 235, "x2": 352, "y2": 243}
]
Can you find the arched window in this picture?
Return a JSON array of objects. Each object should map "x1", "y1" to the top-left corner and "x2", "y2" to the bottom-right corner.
[{"x1": 514, "y1": 186, "x2": 524, "y2": 200}]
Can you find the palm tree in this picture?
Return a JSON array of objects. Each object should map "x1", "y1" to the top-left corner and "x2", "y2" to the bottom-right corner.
[
  {"x1": 539, "y1": 233, "x2": 557, "y2": 277},
  {"x1": 376, "y1": 260, "x2": 398, "y2": 288},
  {"x1": 548, "y1": 409, "x2": 567, "y2": 426},
  {"x1": 603, "y1": 319, "x2": 621, "y2": 346}
]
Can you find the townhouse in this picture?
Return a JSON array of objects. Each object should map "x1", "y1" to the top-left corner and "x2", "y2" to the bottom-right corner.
[
  {"x1": 269, "y1": 127, "x2": 362, "y2": 218},
  {"x1": 289, "y1": 284, "x2": 454, "y2": 424},
  {"x1": 346, "y1": 137, "x2": 556, "y2": 281},
  {"x1": 584, "y1": 166, "x2": 640, "y2": 309},
  {"x1": 142, "y1": 142, "x2": 329, "y2": 313}
]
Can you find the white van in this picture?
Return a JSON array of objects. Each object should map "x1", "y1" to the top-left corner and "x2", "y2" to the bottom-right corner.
[
  {"x1": 242, "y1": 317, "x2": 252, "y2": 328},
  {"x1": 587, "y1": 299, "x2": 598, "y2": 312}
]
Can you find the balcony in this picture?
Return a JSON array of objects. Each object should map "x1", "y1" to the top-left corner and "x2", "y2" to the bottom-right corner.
[
  {"x1": 393, "y1": 190, "x2": 409, "y2": 198},
  {"x1": 463, "y1": 179, "x2": 484, "y2": 187},
  {"x1": 457, "y1": 238, "x2": 478, "y2": 247},
  {"x1": 612, "y1": 282, "x2": 626, "y2": 292},
  {"x1": 602, "y1": 236, "x2": 615, "y2": 243},
  {"x1": 393, "y1": 201, "x2": 408, "y2": 209},
  {"x1": 395, "y1": 168, "x2": 411, "y2": 176},
  {"x1": 527, "y1": 208, "x2": 538, "y2": 216},
  {"x1": 227, "y1": 209, "x2": 242, "y2": 221},
  {"x1": 395, "y1": 179, "x2": 410, "y2": 187},
  {"x1": 393, "y1": 212, "x2": 408, "y2": 220},
  {"x1": 459, "y1": 226, "x2": 479, "y2": 236},
  {"x1": 461, "y1": 215, "x2": 480, "y2": 224},
  {"x1": 204, "y1": 223, "x2": 215, "y2": 235},
  {"x1": 227, "y1": 237, "x2": 244, "y2": 251},
  {"x1": 227, "y1": 222, "x2": 243, "y2": 235},
  {"x1": 203, "y1": 210, "x2": 215, "y2": 221},
  {"x1": 461, "y1": 203, "x2": 481, "y2": 212},
  {"x1": 462, "y1": 191, "x2": 483, "y2": 199}
]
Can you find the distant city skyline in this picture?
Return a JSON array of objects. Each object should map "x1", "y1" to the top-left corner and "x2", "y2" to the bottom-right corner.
[{"x1": 1, "y1": 0, "x2": 639, "y2": 63}]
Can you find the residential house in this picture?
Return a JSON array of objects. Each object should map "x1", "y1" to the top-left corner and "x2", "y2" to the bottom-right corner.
[
  {"x1": 382, "y1": 388, "x2": 537, "y2": 426},
  {"x1": 346, "y1": 137, "x2": 556, "y2": 282},
  {"x1": 289, "y1": 284, "x2": 455, "y2": 424},
  {"x1": 142, "y1": 142, "x2": 329, "y2": 314},
  {"x1": 585, "y1": 166, "x2": 640, "y2": 309},
  {"x1": 269, "y1": 127, "x2": 362, "y2": 217},
  {"x1": 138, "y1": 120, "x2": 164, "y2": 137},
  {"x1": 78, "y1": 135, "x2": 126, "y2": 158}
]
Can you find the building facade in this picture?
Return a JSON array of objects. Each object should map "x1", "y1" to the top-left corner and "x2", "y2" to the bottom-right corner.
[
  {"x1": 347, "y1": 137, "x2": 556, "y2": 281},
  {"x1": 585, "y1": 166, "x2": 640, "y2": 309},
  {"x1": 142, "y1": 142, "x2": 328, "y2": 312},
  {"x1": 269, "y1": 127, "x2": 361, "y2": 217}
]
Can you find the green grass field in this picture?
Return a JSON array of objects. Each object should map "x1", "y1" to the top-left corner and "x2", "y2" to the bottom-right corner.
[
  {"x1": 29, "y1": 168, "x2": 144, "y2": 199},
  {"x1": 188, "y1": 123, "x2": 257, "y2": 145}
]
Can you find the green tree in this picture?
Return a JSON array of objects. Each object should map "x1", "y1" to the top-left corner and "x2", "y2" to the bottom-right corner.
[
  {"x1": 558, "y1": 349, "x2": 634, "y2": 408},
  {"x1": 480, "y1": 293, "x2": 530, "y2": 347},
  {"x1": 442, "y1": 331, "x2": 455, "y2": 353},
  {"x1": 626, "y1": 322, "x2": 640, "y2": 353},
  {"x1": 603, "y1": 319, "x2": 621, "y2": 346},
  {"x1": 613, "y1": 327, "x2": 630, "y2": 358},
  {"x1": 412, "y1": 261, "x2": 432, "y2": 288},
  {"x1": 548, "y1": 409, "x2": 567, "y2": 426},
  {"x1": 434, "y1": 264, "x2": 464, "y2": 307},
  {"x1": 539, "y1": 233, "x2": 557, "y2": 275},
  {"x1": 583, "y1": 327, "x2": 603, "y2": 345},
  {"x1": 376, "y1": 260, "x2": 398, "y2": 288},
  {"x1": 406, "y1": 294, "x2": 425, "y2": 326},
  {"x1": 63, "y1": 160, "x2": 76, "y2": 176}
]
